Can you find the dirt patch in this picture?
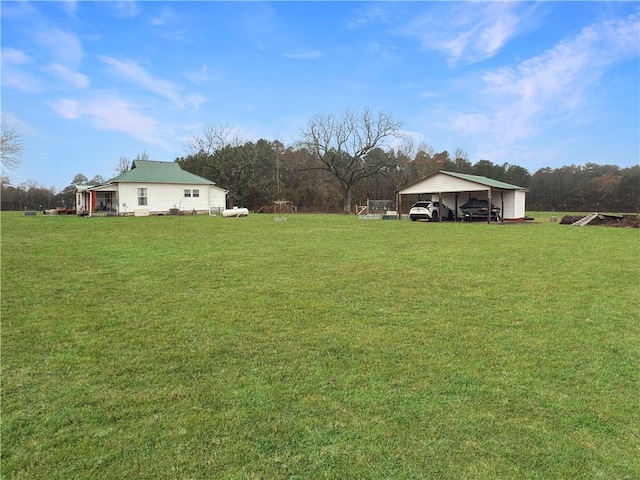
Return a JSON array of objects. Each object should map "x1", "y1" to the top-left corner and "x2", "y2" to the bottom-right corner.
[{"x1": 560, "y1": 214, "x2": 640, "y2": 228}]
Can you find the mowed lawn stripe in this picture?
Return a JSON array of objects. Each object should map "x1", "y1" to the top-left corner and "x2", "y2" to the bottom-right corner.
[{"x1": 2, "y1": 212, "x2": 638, "y2": 479}]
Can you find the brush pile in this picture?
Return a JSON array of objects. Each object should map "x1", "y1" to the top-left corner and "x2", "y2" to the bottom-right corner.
[{"x1": 560, "y1": 214, "x2": 639, "y2": 228}]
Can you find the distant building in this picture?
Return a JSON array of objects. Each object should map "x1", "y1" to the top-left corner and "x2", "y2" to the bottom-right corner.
[
  {"x1": 76, "y1": 160, "x2": 228, "y2": 216},
  {"x1": 398, "y1": 171, "x2": 528, "y2": 222}
]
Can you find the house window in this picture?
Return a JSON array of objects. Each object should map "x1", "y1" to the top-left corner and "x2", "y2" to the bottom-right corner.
[
  {"x1": 184, "y1": 189, "x2": 191, "y2": 197},
  {"x1": 138, "y1": 188, "x2": 147, "y2": 206},
  {"x1": 192, "y1": 189, "x2": 200, "y2": 198}
]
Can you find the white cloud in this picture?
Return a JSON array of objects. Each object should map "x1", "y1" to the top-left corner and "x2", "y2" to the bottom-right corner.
[
  {"x1": 98, "y1": 55, "x2": 195, "y2": 106},
  {"x1": 45, "y1": 63, "x2": 90, "y2": 89},
  {"x1": 451, "y1": 10, "x2": 640, "y2": 149},
  {"x1": 185, "y1": 64, "x2": 225, "y2": 85},
  {"x1": 1, "y1": 70, "x2": 41, "y2": 93},
  {"x1": 34, "y1": 28, "x2": 83, "y2": 66},
  {"x1": 50, "y1": 94, "x2": 171, "y2": 149},
  {"x1": 283, "y1": 50, "x2": 325, "y2": 60},
  {"x1": 346, "y1": 4, "x2": 394, "y2": 30},
  {"x1": 64, "y1": 1, "x2": 78, "y2": 18},
  {"x1": 1, "y1": 112, "x2": 37, "y2": 137},
  {"x1": 184, "y1": 93, "x2": 207, "y2": 110},
  {"x1": 3, "y1": 39, "x2": 88, "y2": 92},
  {"x1": 109, "y1": 1, "x2": 140, "y2": 19},
  {"x1": 401, "y1": 2, "x2": 528, "y2": 65},
  {"x1": 98, "y1": 56, "x2": 209, "y2": 109},
  {"x1": 1, "y1": 48, "x2": 40, "y2": 92},
  {"x1": 0, "y1": 1, "x2": 37, "y2": 18},
  {"x1": 149, "y1": 5, "x2": 176, "y2": 26},
  {"x1": 395, "y1": 130, "x2": 425, "y2": 149},
  {"x1": 52, "y1": 99, "x2": 82, "y2": 119},
  {"x1": 1, "y1": 47, "x2": 32, "y2": 64},
  {"x1": 186, "y1": 65, "x2": 211, "y2": 83}
]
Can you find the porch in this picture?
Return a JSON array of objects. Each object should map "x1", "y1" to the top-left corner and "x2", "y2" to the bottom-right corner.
[{"x1": 76, "y1": 188, "x2": 119, "y2": 215}]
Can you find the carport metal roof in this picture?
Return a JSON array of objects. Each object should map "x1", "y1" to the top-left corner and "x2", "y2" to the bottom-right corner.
[
  {"x1": 396, "y1": 170, "x2": 528, "y2": 223},
  {"x1": 397, "y1": 170, "x2": 528, "y2": 195}
]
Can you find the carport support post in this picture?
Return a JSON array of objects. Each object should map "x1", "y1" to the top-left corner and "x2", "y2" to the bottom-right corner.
[
  {"x1": 438, "y1": 192, "x2": 442, "y2": 222},
  {"x1": 487, "y1": 190, "x2": 492, "y2": 224}
]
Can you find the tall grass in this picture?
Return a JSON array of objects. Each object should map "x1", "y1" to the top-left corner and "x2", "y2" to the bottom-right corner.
[{"x1": 2, "y1": 212, "x2": 638, "y2": 479}]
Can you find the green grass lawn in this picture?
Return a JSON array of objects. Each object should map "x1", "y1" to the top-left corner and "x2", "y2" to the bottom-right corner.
[{"x1": 2, "y1": 212, "x2": 638, "y2": 479}]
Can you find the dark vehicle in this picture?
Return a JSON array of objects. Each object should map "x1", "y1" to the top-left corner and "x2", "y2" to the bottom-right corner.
[{"x1": 460, "y1": 198, "x2": 501, "y2": 220}]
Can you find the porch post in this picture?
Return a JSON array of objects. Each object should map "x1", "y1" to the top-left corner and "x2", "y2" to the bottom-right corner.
[{"x1": 487, "y1": 189, "x2": 492, "y2": 224}]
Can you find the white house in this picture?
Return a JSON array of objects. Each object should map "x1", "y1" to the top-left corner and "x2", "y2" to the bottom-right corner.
[
  {"x1": 397, "y1": 171, "x2": 528, "y2": 222},
  {"x1": 76, "y1": 160, "x2": 228, "y2": 216}
]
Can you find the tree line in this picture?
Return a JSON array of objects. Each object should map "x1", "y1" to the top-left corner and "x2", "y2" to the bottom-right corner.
[
  {"x1": 1, "y1": 109, "x2": 638, "y2": 213},
  {"x1": 3, "y1": 149, "x2": 637, "y2": 214},
  {"x1": 175, "y1": 141, "x2": 638, "y2": 213}
]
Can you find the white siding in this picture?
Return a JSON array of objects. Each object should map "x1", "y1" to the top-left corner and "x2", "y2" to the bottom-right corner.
[
  {"x1": 208, "y1": 186, "x2": 227, "y2": 211},
  {"x1": 116, "y1": 183, "x2": 225, "y2": 214},
  {"x1": 399, "y1": 173, "x2": 489, "y2": 195},
  {"x1": 116, "y1": 184, "x2": 138, "y2": 214},
  {"x1": 501, "y1": 190, "x2": 526, "y2": 220},
  {"x1": 514, "y1": 191, "x2": 526, "y2": 218}
]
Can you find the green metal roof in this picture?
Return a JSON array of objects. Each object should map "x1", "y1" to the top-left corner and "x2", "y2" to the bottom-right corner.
[
  {"x1": 105, "y1": 160, "x2": 215, "y2": 185},
  {"x1": 396, "y1": 170, "x2": 529, "y2": 194},
  {"x1": 441, "y1": 171, "x2": 527, "y2": 190}
]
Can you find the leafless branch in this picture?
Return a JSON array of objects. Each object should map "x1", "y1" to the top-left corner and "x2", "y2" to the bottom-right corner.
[
  {"x1": 1, "y1": 116, "x2": 24, "y2": 171},
  {"x1": 186, "y1": 123, "x2": 242, "y2": 155}
]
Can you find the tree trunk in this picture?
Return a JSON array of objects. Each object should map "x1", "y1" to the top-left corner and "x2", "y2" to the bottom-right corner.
[{"x1": 342, "y1": 184, "x2": 352, "y2": 214}]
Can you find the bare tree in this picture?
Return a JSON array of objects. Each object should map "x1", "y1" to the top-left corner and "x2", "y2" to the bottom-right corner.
[
  {"x1": 114, "y1": 152, "x2": 148, "y2": 176},
  {"x1": 115, "y1": 156, "x2": 130, "y2": 176},
  {"x1": 186, "y1": 123, "x2": 241, "y2": 155},
  {"x1": 453, "y1": 147, "x2": 471, "y2": 172},
  {"x1": 1, "y1": 116, "x2": 24, "y2": 171},
  {"x1": 88, "y1": 175, "x2": 104, "y2": 185},
  {"x1": 300, "y1": 108, "x2": 403, "y2": 213}
]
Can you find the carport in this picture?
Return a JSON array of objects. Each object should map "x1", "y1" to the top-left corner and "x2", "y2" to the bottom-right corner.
[{"x1": 397, "y1": 171, "x2": 529, "y2": 223}]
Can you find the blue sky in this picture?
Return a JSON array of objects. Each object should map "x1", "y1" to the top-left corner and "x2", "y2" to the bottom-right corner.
[{"x1": 2, "y1": 1, "x2": 639, "y2": 191}]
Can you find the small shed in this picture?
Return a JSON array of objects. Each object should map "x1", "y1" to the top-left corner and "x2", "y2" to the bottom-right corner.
[{"x1": 397, "y1": 171, "x2": 528, "y2": 222}]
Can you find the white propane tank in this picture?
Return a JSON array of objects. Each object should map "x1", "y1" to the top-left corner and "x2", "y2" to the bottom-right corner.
[{"x1": 222, "y1": 207, "x2": 249, "y2": 217}]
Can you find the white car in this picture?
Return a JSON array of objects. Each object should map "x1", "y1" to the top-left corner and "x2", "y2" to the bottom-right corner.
[{"x1": 409, "y1": 201, "x2": 453, "y2": 222}]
